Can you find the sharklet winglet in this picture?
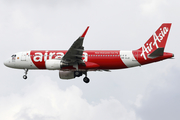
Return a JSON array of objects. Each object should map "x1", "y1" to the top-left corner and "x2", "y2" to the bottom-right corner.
[{"x1": 81, "y1": 26, "x2": 89, "y2": 38}]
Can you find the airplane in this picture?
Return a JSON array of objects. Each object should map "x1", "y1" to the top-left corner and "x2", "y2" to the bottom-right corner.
[{"x1": 4, "y1": 23, "x2": 174, "y2": 83}]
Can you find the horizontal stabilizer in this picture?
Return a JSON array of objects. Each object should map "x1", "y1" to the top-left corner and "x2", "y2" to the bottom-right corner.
[{"x1": 148, "y1": 47, "x2": 164, "y2": 59}]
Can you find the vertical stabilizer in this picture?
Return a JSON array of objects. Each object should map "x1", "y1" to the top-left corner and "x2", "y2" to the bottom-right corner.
[{"x1": 138, "y1": 23, "x2": 172, "y2": 60}]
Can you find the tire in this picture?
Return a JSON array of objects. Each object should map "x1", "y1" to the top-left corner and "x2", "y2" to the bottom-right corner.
[
  {"x1": 23, "y1": 75, "x2": 27, "y2": 79},
  {"x1": 74, "y1": 71, "x2": 82, "y2": 77},
  {"x1": 83, "y1": 77, "x2": 90, "y2": 83}
]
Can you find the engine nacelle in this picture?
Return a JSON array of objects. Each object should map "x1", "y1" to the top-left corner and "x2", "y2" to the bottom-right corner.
[
  {"x1": 59, "y1": 71, "x2": 83, "y2": 79},
  {"x1": 59, "y1": 71, "x2": 75, "y2": 79},
  {"x1": 45, "y1": 60, "x2": 61, "y2": 70}
]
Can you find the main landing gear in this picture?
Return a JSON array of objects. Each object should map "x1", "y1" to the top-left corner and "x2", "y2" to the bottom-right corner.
[
  {"x1": 74, "y1": 71, "x2": 90, "y2": 83},
  {"x1": 83, "y1": 77, "x2": 90, "y2": 83},
  {"x1": 83, "y1": 72, "x2": 90, "y2": 83},
  {"x1": 23, "y1": 69, "x2": 28, "y2": 79}
]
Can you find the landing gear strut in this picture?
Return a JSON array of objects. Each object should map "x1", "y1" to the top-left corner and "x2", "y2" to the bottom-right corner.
[
  {"x1": 83, "y1": 72, "x2": 90, "y2": 83},
  {"x1": 23, "y1": 69, "x2": 28, "y2": 79}
]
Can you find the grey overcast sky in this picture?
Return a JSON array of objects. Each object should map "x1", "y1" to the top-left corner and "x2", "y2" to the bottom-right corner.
[{"x1": 0, "y1": 0, "x2": 180, "y2": 120}]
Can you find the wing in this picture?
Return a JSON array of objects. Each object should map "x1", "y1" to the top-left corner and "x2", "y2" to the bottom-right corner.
[{"x1": 60, "y1": 26, "x2": 89, "y2": 69}]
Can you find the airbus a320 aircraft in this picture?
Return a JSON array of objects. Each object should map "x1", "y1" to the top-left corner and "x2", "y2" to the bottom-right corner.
[{"x1": 4, "y1": 23, "x2": 174, "y2": 83}]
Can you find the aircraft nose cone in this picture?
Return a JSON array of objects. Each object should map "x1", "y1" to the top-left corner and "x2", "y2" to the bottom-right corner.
[
  {"x1": 4, "y1": 60, "x2": 10, "y2": 67},
  {"x1": 4, "y1": 60, "x2": 8, "y2": 66}
]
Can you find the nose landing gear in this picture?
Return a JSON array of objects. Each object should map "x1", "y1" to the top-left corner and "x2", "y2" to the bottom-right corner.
[{"x1": 23, "y1": 69, "x2": 28, "y2": 79}]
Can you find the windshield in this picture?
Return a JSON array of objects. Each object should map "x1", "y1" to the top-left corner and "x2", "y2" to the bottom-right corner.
[
  {"x1": 11, "y1": 54, "x2": 16, "y2": 57},
  {"x1": 11, "y1": 54, "x2": 16, "y2": 61}
]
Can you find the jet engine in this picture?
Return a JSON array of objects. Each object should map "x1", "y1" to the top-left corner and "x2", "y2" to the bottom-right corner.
[{"x1": 59, "y1": 70, "x2": 83, "y2": 79}]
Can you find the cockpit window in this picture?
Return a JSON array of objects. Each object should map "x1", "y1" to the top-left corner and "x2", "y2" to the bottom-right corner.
[
  {"x1": 11, "y1": 54, "x2": 16, "y2": 61},
  {"x1": 11, "y1": 55, "x2": 16, "y2": 57}
]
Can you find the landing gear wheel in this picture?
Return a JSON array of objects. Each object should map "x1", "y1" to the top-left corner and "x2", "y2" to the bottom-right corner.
[
  {"x1": 23, "y1": 75, "x2": 27, "y2": 79},
  {"x1": 23, "y1": 69, "x2": 28, "y2": 80},
  {"x1": 75, "y1": 71, "x2": 80, "y2": 76},
  {"x1": 74, "y1": 71, "x2": 82, "y2": 77},
  {"x1": 83, "y1": 77, "x2": 90, "y2": 83}
]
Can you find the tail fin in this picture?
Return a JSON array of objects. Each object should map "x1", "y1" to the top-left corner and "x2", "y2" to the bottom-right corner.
[{"x1": 138, "y1": 23, "x2": 172, "y2": 60}]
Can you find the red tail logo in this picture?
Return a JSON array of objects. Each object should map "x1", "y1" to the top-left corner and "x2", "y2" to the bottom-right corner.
[{"x1": 139, "y1": 23, "x2": 172, "y2": 60}]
